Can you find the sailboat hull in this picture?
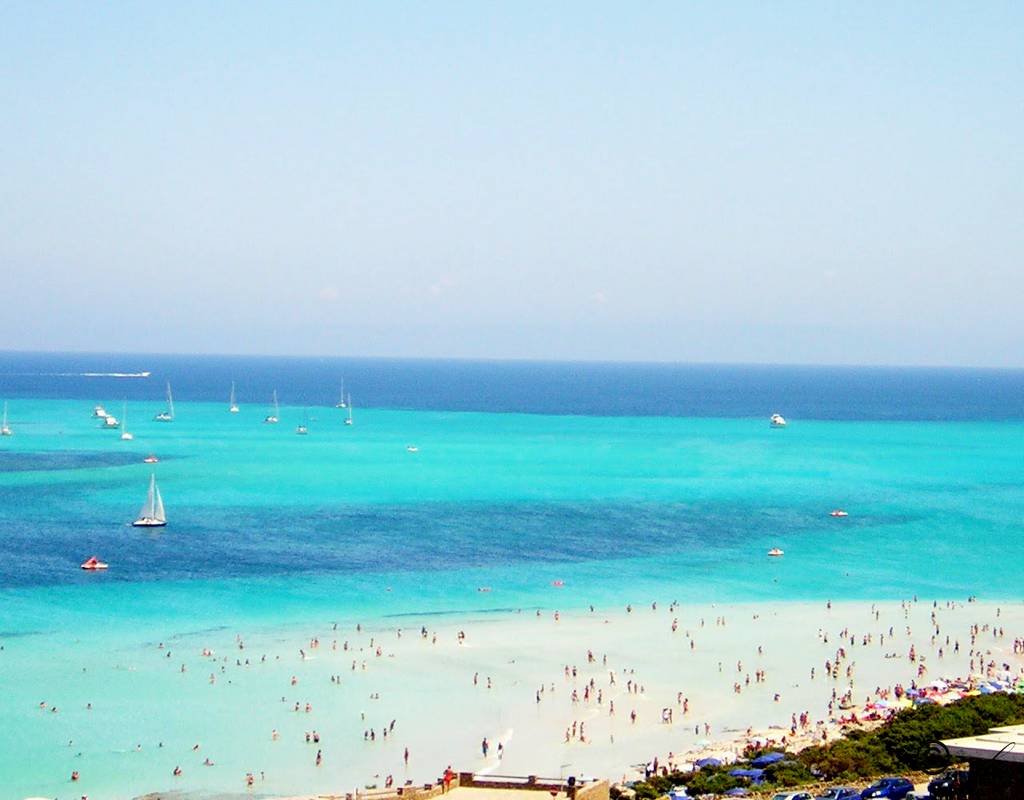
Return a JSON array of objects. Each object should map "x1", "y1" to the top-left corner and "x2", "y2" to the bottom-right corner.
[{"x1": 132, "y1": 518, "x2": 167, "y2": 527}]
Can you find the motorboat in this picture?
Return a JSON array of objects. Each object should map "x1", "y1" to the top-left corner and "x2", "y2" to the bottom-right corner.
[
  {"x1": 406, "y1": 445, "x2": 418, "y2": 453},
  {"x1": 830, "y1": 510, "x2": 849, "y2": 517},
  {"x1": 767, "y1": 548, "x2": 785, "y2": 557},
  {"x1": 102, "y1": 414, "x2": 120, "y2": 429},
  {"x1": 770, "y1": 413, "x2": 787, "y2": 428},
  {"x1": 81, "y1": 556, "x2": 109, "y2": 570},
  {"x1": 132, "y1": 474, "x2": 167, "y2": 527},
  {"x1": 143, "y1": 454, "x2": 159, "y2": 464},
  {"x1": 296, "y1": 410, "x2": 309, "y2": 435},
  {"x1": 93, "y1": 404, "x2": 108, "y2": 418}
]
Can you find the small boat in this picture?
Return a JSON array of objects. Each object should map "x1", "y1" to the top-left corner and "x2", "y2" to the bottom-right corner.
[
  {"x1": 1, "y1": 401, "x2": 12, "y2": 436},
  {"x1": 132, "y1": 473, "x2": 167, "y2": 527},
  {"x1": 335, "y1": 380, "x2": 347, "y2": 409},
  {"x1": 406, "y1": 445, "x2": 418, "y2": 453},
  {"x1": 264, "y1": 390, "x2": 280, "y2": 424},
  {"x1": 143, "y1": 454, "x2": 159, "y2": 464},
  {"x1": 830, "y1": 510, "x2": 849, "y2": 517},
  {"x1": 770, "y1": 413, "x2": 787, "y2": 428},
  {"x1": 120, "y1": 401, "x2": 134, "y2": 440},
  {"x1": 767, "y1": 548, "x2": 784, "y2": 557},
  {"x1": 80, "y1": 556, "x2": 109, "y2": 570},
  {"x1": 296, "y1": 410, "x2": 309, "y2": 435},
  {"x1": 229, "y1": 381, "x2": 240, "y2": 413},
  {"x1": 344, "y1": 393, "x2": 353, "y2": 426},
  {"x1": 154, "y1": 382, "x2": 175, "y2": 422},
  {"x1": 93, "y1": 404, "x2": 109, "y2": 419},
  {"x1": 102, "y1": 414, "x2": 120, "y2": 429},
  {"x1": 551, "y1": 580, "x2": 565, "y2": 587}
]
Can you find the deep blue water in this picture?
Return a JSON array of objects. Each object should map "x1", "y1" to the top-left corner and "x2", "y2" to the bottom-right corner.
[{"x1": 2, "y1": 351, "x2": 1023, "y2": 420}]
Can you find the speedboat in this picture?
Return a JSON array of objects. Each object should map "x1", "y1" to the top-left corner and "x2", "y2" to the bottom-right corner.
[
  {"x1": 830, "y1": 510, "x2": 849, "y2": 517},
  {"x1": 102, "y1": 415, "x2": 120, "y2": 429},
  {"x1": 143, "y1": 454, "x2": 159, "y2": 464},
  {"x1": 770, "y1": 413, "x2": 787, "y2": 428},
  {"x1": 406, "y1": 445, "x2": 418, "y2": 453},
  {"x1": 767, "y1": 548, "x2": 785, "y2": 557},
  {"x1": 81, "y1": 556, "x2": 109, "y2": 570},
  {"x1": 93, "y1": 405, "x2": 108, "y2": 418}
]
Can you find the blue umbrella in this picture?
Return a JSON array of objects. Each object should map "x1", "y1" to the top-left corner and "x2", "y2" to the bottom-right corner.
[
  {"x1": 751, "y1": 752, "x2": 785, "y2": 767},
  {"x1": 724, "y1": 790, "x2": 748, "y2": 796},
  {"x1": 694, "y1": 757, "x2": 722, "y2": 768},
  {"x1": 729, "y1": 769, "x2": 765, "y2": 779}
]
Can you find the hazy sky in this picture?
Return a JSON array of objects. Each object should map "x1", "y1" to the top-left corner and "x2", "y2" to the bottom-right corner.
[{"x1": 2, "y1": 2, "x2": 1021, "y2": 365}]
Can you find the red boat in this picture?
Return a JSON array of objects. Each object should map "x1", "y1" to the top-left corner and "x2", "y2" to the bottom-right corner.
[
  {"x1": 81, "y1": 556, "x2": 109, "y2": 570},
  {"x1": 830, "y1": 510, "x2": 849, "y2": 517}
]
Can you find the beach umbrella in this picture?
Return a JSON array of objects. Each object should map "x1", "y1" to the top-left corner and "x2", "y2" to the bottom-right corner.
[
  {"x1": 694, "y1": 757, "x2": 722, "y2": 768},
  {"x1": 751, "y1": 752, "x2": 785, "y2": 767},
  {"x1": 729, "y1": 768, "x2": 765, "y2": 779},
  {"x1": 724, "y1": 790, "x2": 748, "y2": 796}
]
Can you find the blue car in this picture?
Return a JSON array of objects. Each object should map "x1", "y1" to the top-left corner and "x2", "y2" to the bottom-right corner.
[{"x1": 860, "y1": 777, "x2": 914, "y2": 799}]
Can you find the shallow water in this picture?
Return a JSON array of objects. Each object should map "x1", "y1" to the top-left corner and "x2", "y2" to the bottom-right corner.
[{"x1": 1, "y1": 356, "x2": 1023, "y2": 797}]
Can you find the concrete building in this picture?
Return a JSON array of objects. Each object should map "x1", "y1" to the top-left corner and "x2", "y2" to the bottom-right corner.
[{"x1": 941, "y1": 723, "x2": 1024, "y2": 799}]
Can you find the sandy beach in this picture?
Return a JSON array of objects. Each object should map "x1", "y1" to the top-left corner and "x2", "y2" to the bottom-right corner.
[{"x1": 9, "y1": 595, "x2": 1023, "y2": 798}]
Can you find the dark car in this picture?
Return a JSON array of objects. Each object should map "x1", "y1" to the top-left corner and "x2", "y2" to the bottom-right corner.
[
  {"x1": 816, "y1": 789, "x2": 860, "y2": 800},
  {"x1": 860, "y1": 777, "x2": 914, "y2": 799},
  {"x1": 927, "y1": 769, "x2": 968, "y2": 799}
]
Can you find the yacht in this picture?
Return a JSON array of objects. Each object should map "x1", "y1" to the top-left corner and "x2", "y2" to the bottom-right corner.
[
  {"x1": 830, "y1": 510, "x2": 849, "y2": 517},
  {"x1": 770, "y1": 413, "x2": 787, "y2": 428},
  {"x1": 264, "y1": 390, "x2": 280, "y2": 424},
  {"x1": 296, "y1": 410, "x2": 309, "y2": 435},
  {"x1": 132, "y1": 474, "x2": 167, "y2": 527},
  {"x1": 102, "y1": 414, "x2": 120, "y2": 429},
  {"x1": 767, "y1": 548, "x2": 785, "y2": 557},
  {"x1": 120, "y1": 401, "x2": 134, "y2": 440},
  {"x1": 93, "y1": 404, "x2": 109, "y2": 419},
  {"x1": 154, "y1": 382, "x2": 175, "y2": 422},
  {"x1": 143, "y1": 454, "x2": 159, "y2": 464},
  {"x1": 229, "y1": 381, "x2": 240, "y2": 413},
  {"x1": 1, "y1": 402, "x2": 12, "y2": 436}
]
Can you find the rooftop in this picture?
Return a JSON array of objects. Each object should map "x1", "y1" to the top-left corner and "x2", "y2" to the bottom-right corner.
[{"x1": 941, "y1": 723, "x2": 1024, "y2": 763}]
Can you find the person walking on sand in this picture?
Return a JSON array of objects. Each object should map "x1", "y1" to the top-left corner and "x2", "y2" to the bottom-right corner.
[{"x1": 443, "y1": 766, "x2": 454, "y2": 793}]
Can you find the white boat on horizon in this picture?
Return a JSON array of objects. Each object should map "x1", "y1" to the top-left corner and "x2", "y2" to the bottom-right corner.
[
  {"x1": 264, "y1": 390, "x2": 280, "y2": 424},
  {"x1": 768, "y1": 548, "x2": 784, "y2": 557},
  {"x1": 120, "y1": 401, "x2": 134, "y2": 440},
  {"x1": 344, "y1": 392, "x2": 353, "y2": 426},
  {"x1": 296, "y1": 409, "x2": 309, "y2": 435},
  {"x1": 132, "y1": 474, "x2": 167, "y2": 527},
  {"x1": 1, "y1": 401, "x2": 12, "y2": 436},
  {"x1": 770, "y1": 413, "x2": 787, "y2": 428},
  {"x1": 154, "y1": 382, "x2": 175, "y2": 422},
  {"x1": 335, "y1": 380, "x2": 347, "y2": 409},
  {"x1": 229, "y1": 381, "x2": 239, "y2": 413}
]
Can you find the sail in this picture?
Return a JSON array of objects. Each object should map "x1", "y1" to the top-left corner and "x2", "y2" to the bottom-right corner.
[
  {"x1": 230, "y1": 382, "x2": 236, "y2": 406},
  {"x1": 139, "y1": 475, "x2": 156, "y2": 519},
  {"x1": 154, "y1": 485, "x2": 166, "y2": 523},
  {"x1": 122, "y1": 401, "x2": 128, "y2": 433},
  {"x1": 166, "y1": 383, "x2": 175, "y2": 418}
]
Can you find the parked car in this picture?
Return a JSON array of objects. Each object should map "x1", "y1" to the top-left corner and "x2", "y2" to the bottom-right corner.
[
  {"x1": 860, "y1": 777, "x2": 914, "y2": 799},
  {"x1": 927, "y1": 769, "x2": 968, "y2": 799},
  {"x1": 771, "y1": 793, "x2": 815, "y2": 800},
  {"x1": 816, "y1": 789, "x2": 860, "y2": 800}
]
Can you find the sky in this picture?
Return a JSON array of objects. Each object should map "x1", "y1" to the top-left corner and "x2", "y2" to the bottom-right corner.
[{"x1": 1, "y1": 2, "x2": 1022, "y2": 366}]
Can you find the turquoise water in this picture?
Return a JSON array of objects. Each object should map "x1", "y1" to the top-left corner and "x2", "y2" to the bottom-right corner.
[{"x1": 1, "y1": 363, "x2": 1023, "y2": 797}]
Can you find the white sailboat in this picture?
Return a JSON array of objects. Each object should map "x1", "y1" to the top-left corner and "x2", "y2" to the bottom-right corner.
[
  {"x1": 229, "y1": 381, "x2": 240, "y2": 413},
  {"x1": 120, "y1": 401, "x2": 134, "y2": 440},
  {"x1": 296, "y1": 409, "x2": 309, "y2": 435},
  {"x1": 344, "y1": 393, "x2": 353, "y2": 426},
  {"x1": 154, "y1": 382, "x2": 175, "y2": 422},
  {"x1": 132, "y1": 474, "x2": 167, "y2": 527},
  {"x1": 335, "y1": 380, "x2": 347, "y2": 409},
  {"x1": 1, "y1": 402, "x2": 12, "y2": 436},
  {"x1": 264, "y1": 390, "x2": 280, "y2": 424}
]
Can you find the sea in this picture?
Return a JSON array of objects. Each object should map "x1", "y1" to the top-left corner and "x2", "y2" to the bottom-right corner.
[{"x1": 1, "y1": 352, "x2": 1022, "y2": 798}]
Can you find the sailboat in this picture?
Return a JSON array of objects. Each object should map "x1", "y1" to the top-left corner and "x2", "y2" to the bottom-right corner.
[
  {"x1": 1, "y1": 402, "x2": 12, "y2": 436},
  {"x1": 335, "y1": 380, "x2": 347, "y2": 409},
  {"x1": 229, "y1": 381, "x2": 240, "y2": 413},
  {"x1": 120, "y1": 401, "x2": 134, "y2": 440},
  {"x1": 132, "y1": 474, "x2": 167, "y2": 527},
  {"x1": 154, "y1": 382, "x2": 175, "y2": 422},
  {"x1": 264, "y1": 390, "x2": 280, "y2": 424},
  {"x1": 296, "y1": 409, "x2": 309, "y2": 435},
  {"x1": 344, "y1": 393, "x2": 353, "y2": 426}
]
